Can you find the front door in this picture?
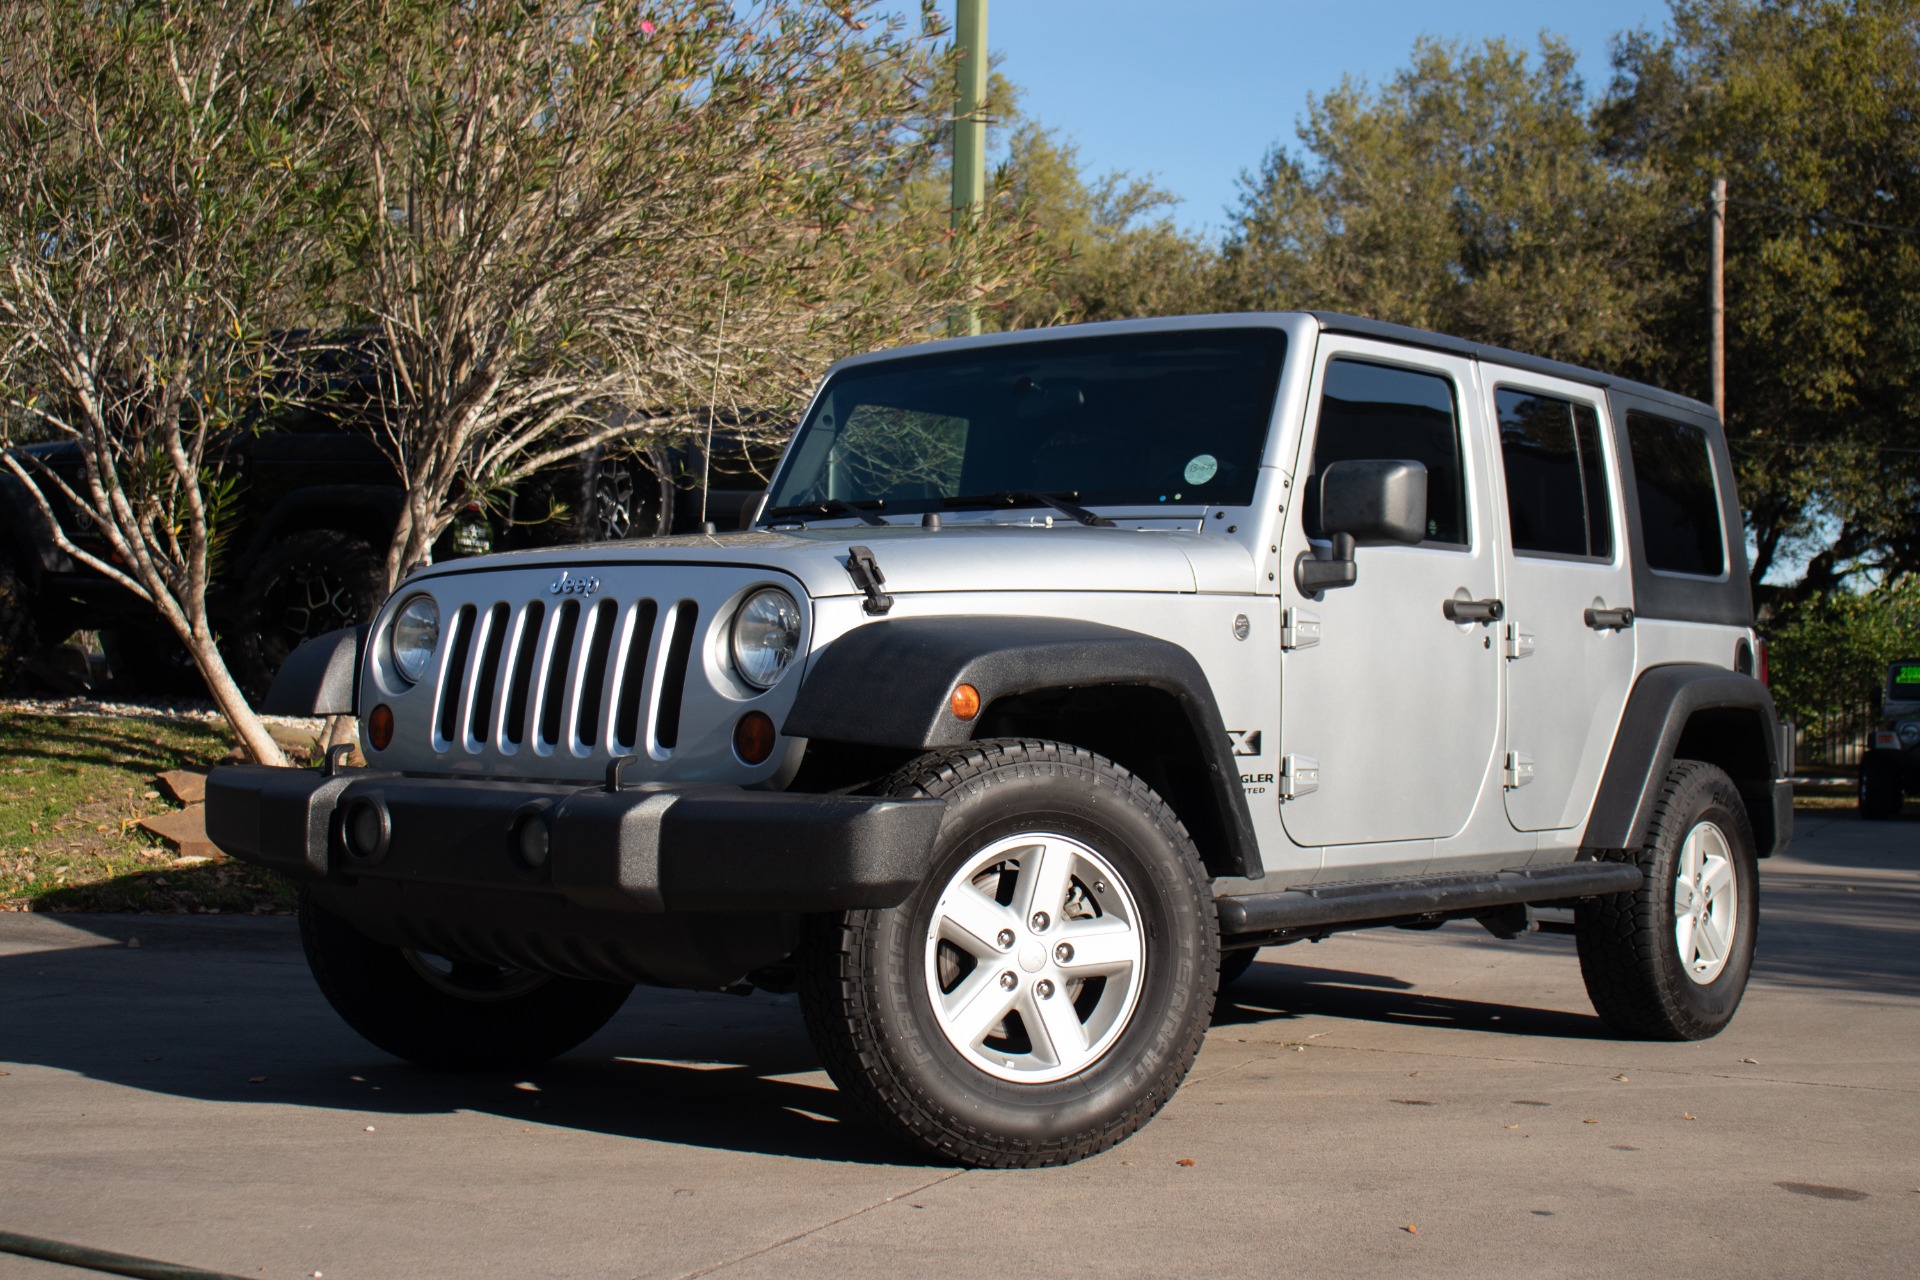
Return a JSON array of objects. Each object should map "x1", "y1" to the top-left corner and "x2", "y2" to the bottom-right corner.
[
  {"x1": 1278, "y1": 341, "x2": 1503, "y2": 871},
  {"x1": 1485, "y1": 374, "x2": 1637, "y2": 832}
]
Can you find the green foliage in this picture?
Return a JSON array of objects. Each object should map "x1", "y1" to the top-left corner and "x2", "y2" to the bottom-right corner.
[
  {"x1": 1000, "y1": 125, "x2": 1218, "y2": 327},
  {"x1": 1765, "y1": 579, "x2": 1920, "y2": 722},
  {"x1": 1600, "y1": 0, "x2": 1920, "y2": 599},
  {"x1": 1223, "y1": 37, "x2": 1674, "y2": 369}
]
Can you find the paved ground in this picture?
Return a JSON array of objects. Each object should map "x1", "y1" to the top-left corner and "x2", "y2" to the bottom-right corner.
[{"x1": 3, "y1": 807, "x2": 1917, "y2": 1280}]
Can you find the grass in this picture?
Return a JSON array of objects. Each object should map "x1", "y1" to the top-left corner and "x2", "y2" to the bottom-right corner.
[{"x1": 0, "y1": 713, "x2": 296, "y2": 914}]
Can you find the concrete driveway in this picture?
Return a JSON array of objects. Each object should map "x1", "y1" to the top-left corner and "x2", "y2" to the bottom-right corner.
[{"x1": 2, "y1": 807, "x2": 1916, "y2": 1279}]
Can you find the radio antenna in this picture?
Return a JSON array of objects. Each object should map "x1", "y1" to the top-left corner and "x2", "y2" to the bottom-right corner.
[{"x1": 700, "y1": 282, "x2": 729, "y2": 530}]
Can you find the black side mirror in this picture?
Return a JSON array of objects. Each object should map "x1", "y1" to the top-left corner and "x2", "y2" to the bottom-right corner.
[{"x1": 1295, "y1": 459, "x2": 1429, "y2": 594}]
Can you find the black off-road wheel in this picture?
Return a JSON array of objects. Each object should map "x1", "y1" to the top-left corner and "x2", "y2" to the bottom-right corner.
[
  {"x1": 798, "y1": 738, "x2": 1217, "y2": 1168},
  {"x1": 1859, "y1": 755, "x2": 1902, "y2": 820},
  {"x1": 300, "y1": 893, "x2": 632, "y2": 1071},
  {"x1": 1575, "y1": 760, "x2": 1760, "y2": 1041},
  {"x1": 233, "y1": 530, "x2": 387, "y2": 701}
]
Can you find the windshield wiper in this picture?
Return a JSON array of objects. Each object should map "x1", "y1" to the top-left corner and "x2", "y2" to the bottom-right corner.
[
  {"x1": 940, "y1": 490, "x2": 1114, "y2": 527},
  {"x1": 762, "y1": 498, "x2": 889, "y2": 527}
]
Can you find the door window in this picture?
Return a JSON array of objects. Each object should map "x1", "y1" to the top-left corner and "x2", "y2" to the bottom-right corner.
[
  {"x1": 1495, "y1": 388, "x2": 1614, "y2": 560},
  {"x1": 1307, "y1": 359, "x2": 1468, "y2": 546}
]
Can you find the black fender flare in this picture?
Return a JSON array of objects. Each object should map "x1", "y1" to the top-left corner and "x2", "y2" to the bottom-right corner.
[
  {"x1": 1585, "y1": 663, "x2": 1790, "y2": 857},
  {"x1": 238, "y1": 486, "x2": 404, "y2": 573},
  {"x1": 263, "y1": 624, "x2": 365, "y2": 717},
  {"x1": 783, "y1": 615, "x2": 1263, "y2": 880}
]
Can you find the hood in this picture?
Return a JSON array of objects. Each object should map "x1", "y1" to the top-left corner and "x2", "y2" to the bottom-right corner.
[{"x1": 405, "y1": 522, "x2": 1258, "y2": 599}]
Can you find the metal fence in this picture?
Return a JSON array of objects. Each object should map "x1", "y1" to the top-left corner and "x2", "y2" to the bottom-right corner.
[{"x1": 1789, "y1": 697, "x2": 1881, "y2": 773}]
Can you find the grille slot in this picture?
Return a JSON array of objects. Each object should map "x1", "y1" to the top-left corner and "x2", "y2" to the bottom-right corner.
[
  {"x1": 536, "y1": 600, "x2": 581, "y2": 751},
  {"x1": 612, "y1": 599, "x2": 660, "y2": 751},
  {"x1": 574, "y1": 599, "x2": 618, "y2": 751},
  {"x1": 502, "y1": 599, "x2": 545, "y2": 747},
  {"x1": 465, "y1": 603, "x2": 510, "y2": 750},
  {"x1": 433, "y1": 604, "x2": 477, "y2": 748},
  {"x1": 653, "y1": 600, "x2": 699, "y2": 751}
]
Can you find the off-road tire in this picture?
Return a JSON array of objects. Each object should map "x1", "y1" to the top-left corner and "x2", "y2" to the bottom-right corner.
[
  {"x1": 233, "y1": 530, "x2": 387, "y2": 701},
  {"x1": 1217, "y1": 946, "x2": 1259, "y2": 991},
  {"x1": 798, "y1": 738, "x2": 1217, "y2": 1168},
  {"x1": 1859, "y1": 755, "x2": 1902, "y2": 820},
  {"x1": 299, "y1": 892, "x2": 632, "y2": 1071},
  {"x1": 1575, "y1": 760, "x2": 1759, "y2": 1041}
]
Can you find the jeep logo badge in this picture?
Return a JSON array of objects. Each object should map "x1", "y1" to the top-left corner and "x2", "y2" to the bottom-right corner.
[{"x1": 549, "y1": 570, "x2": 600, "y2": 597}]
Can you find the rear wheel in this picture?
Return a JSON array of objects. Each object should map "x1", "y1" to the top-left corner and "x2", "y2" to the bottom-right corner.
[
  {"x1": 300, "y1": 893, "x2": 632, "y2": 1071},
  {"x1": 1576, "y1": 760, "x2": 1759, "y2": 1040},
  {"x1": 799, "y1": 739, "x2": 1216, "y2": 1168},
  {"x1": 1859, "y1": 754, "x2": 1902, "y2": 820}
]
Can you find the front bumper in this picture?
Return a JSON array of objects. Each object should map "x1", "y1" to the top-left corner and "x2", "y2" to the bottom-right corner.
[{"x1": 205, "y1": 764, "x2": 946, "y2": 915}]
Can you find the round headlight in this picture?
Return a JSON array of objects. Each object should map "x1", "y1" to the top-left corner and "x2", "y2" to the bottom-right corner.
[
  {"x1": 1898, "y1": 720, "x2": 1920, "y2": 749},
  {"x1": 389, "y1": 595, "x2": 440, "y2": 684},
  {"x1": 731, "y1": 588, "x2": 801, "y2": 690}
]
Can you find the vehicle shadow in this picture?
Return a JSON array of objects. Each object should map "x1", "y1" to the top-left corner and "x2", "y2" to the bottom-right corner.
[
  {"x1": 1212, "y1": 954, "x2": 1614, "y2": 1040},
  {"x1": 0, "y1": 915, "x2": 931, "y2": 1168}
]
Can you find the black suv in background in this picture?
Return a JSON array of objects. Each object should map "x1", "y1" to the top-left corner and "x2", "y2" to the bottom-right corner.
[{"x1": 0, "y1": 347, "x2": 773, "y2": 696}]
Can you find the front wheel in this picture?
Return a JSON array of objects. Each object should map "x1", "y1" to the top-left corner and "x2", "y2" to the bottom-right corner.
[
  {"x1": 299, "y1": 894, "x2": 632, "y2": 1070},
  {"x1": 798, "y1": 739, "x2": 1217, "y2": 1168},
  {"x1": 1575, "y1": 760, "x2": 1759, "y2": 1040}
]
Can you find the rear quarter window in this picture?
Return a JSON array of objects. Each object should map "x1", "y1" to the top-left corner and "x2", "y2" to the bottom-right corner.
[{"x1": 1626, "y1": 410, "x2": 1725, "y2": 577}]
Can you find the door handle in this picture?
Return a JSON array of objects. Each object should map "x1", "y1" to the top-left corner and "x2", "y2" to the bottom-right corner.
[
  {"x1": 1584, "y1": 606, "x2": 1635, "y2": 631},
  {"x1": 1443, "y1": 597, "x2": 1504, "y2": 623}
]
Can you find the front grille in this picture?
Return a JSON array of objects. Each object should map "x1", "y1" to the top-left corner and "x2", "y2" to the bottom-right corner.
[{"x1": 429, "y1": 593, "x2": 700, "y2": 760}]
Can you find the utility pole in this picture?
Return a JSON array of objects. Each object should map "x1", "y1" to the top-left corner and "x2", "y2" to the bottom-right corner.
[
  {"x1": 1709, "y1": 176, "x2": 1727, "y2": 418},
  {"x1": 951, "y1": 0, "x2": 987, "y2": 337}
]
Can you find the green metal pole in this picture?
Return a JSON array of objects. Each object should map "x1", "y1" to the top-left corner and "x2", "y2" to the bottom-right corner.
[{"x1": 951, "y1": 0, "x2": 987, "y2": 336}]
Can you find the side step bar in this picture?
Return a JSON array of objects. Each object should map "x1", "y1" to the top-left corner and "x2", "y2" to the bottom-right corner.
[{"x1": 1216, "y1": 861, "x2": 1642, "y2": 943}]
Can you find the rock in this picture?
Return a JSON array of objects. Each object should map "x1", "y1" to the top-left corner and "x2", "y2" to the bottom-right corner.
[
  {"x1": 137, "y1": 805, "x2": 222, "y2": 861},
  {"x1": 155, "y1": 769, "x2": 208, "y2": 805}
]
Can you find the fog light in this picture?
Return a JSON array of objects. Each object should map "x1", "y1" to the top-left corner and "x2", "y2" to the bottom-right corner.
[
  {"x1": 367, "y1": 704, "x2": 394, "y2": 751},
  {"x1": 343, "y1": 798, "x2": 390, "y2": 862},
  {"x1": 950, "y1": 683, "x2": 981, "y2": 721},
  {"x1": 733, "y1": 710, "x2": 777, "y2": 765},
  {"x1": 515, "y1": 813, "x2": 551, "y2": 869}
]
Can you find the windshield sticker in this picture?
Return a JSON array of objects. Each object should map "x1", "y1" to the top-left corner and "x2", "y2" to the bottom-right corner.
[{"x1": 1183, "y1": 454, "x2": 1219, "y2": 485}]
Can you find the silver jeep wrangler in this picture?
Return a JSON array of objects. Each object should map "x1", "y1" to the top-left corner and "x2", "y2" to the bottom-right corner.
[{"x1": 207, "y1": 313, "x2": 1791, "y2": 1168}]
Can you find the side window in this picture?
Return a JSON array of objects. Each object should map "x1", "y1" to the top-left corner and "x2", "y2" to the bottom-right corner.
[
  {"x1": 1495, "y1": 388, "x2": 1614, "y2": 560},
  {"x1": 1307, "y1": 359, "x2": 1468, "y2": 546},
  {"x1": 1626, "y1": 411, "x2": 1726, "y2": 577}
]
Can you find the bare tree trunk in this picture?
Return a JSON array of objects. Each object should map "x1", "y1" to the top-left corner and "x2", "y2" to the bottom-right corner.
[{"x1": 194, "y1": 635, "x2": 287, "y2": 766}]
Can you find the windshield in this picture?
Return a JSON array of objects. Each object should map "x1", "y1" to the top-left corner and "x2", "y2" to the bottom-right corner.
[{"x1": 764, "y1": 328, "x2": 1288, "y2": 518}]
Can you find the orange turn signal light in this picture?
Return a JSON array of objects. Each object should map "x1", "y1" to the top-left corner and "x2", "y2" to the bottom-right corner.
[
  {"x1": 950, "y1": 683, "x2": 981, "y2": 721},
  {"x1": 733, "y1": 710, "x2": 777, "y2": 765},
  {"x1": 367, "y1": 704, "x2": 394, "y2": 752}
]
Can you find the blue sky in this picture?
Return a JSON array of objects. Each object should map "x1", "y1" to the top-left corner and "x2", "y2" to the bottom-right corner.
[{"x1": 932, "y1": 1, "x2": 1671, "y2": 240}]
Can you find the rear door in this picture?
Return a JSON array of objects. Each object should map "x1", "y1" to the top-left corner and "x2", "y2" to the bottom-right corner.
[{"x1": 1485, "y1": 372, "x2": 1637, "y2": 832}]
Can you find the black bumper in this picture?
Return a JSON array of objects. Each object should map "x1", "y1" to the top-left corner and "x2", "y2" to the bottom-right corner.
[{"x1": 205, "y1": 764, "x2": 947, "y2": 915}]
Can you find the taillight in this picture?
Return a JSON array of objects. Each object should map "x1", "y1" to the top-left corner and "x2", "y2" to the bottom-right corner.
[{"x1": 1758, "y1": 639, "x2": 1770, "y2": 687}]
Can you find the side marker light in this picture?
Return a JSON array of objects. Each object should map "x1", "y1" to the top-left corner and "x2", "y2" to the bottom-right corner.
[
  {"x1": 951, "y1": 684, "x2": 981, "y2": 721},
  {"x1": 733, "y1": 711, "x2": 777, "y2": 765}
]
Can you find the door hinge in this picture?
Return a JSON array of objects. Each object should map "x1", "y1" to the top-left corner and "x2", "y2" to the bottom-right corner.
[
  {"x1": 1504, "y1": 751, "x2": 1536, "y2": 789},
  {"x1": 1503, "y1": 622, "x2": 1535, "y2": 659},
  {"x1": 1279, "y1": 754, "x2": 1320, "y2": 800},
  {"x1": 1281, "y1": 607, "x2": 1321, "y2": 650}
]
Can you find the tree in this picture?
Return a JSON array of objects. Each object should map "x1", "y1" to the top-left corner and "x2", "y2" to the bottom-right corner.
[
  {"x1": 999, "y1": 124, "x2": 1218, "y2": 328},
  {"x1": 318, "y1": 0, "x2": 1050, "y2": 586},
  {"x1": 1222, "y1": 36, "x2": 1674, "y2": 369},
  {"x1": 0, "y1": 0, "x2": 350, "y2": 765},
  {"x1": 1600, "y1": 0, "x2": 1920, "y2": 600}
]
